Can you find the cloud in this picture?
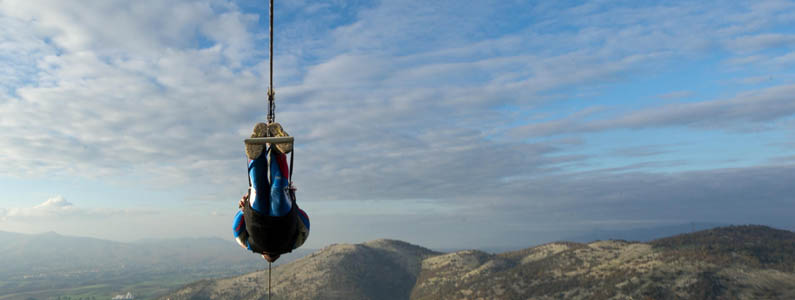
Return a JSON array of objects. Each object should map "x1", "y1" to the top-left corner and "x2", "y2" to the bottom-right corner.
[
  {"x1": 33, "y1": 195, "x2": 74, "y2": 209},
  {"x1": 3, "y1": 0, "x2": 795, "y2": 247},
  {"x1": 311, "y1": 162, "x2": 795, "y2": 247},
  {"x1": 734, "y1": 75, "x2": 774, "y2": 85},
  {"x1": 726, "y1": 33, "x2": 795, "y2": 53},
  {"x1": 4, "y1": 196, "x2": 76, "y2": 218},
  {"x1": 1, "y1": 196, "x2": 152, "y2": 220},
  {"x1": 596, "y1": 84, "x2": 795, "y2": 129},
  {"x1": 514, "y1": 84, "x2": 795, "y2": 137},
  {"x1": 1, "y1": 0, "x2": 795, "y2": 211},
  {"x1": 0, "y1": 11, "x2": 53, "y2": 98},
  {"x1": 770, "y1": 51, "x2": 795, "y2": 67},
  {"x1": 656, "y1": 90, "x2": 693, "y2": 100},
  {"x1": 609, "y1": 145, "x2": 671, "y2": 158},
  {"x1": 0, "y1": 0, "x2": 263, "y2": 190},
  {"x1": 476, "y1": 163, "x2": 795, "y2": 230}
]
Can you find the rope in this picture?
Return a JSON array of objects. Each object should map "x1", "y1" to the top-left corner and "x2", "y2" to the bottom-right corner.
[
  {"x1": 267, "y1": 0, "x2": 275, "y2": 124},
  {"x1": 265, "y1": 5, "x2": 277, "y2": 299},
  {"x1": 289, "y1": 150, "x2": 294, "y2": 182},
  {"x1": 268, "y1": 262, "x2": 272, "y2": 300}
]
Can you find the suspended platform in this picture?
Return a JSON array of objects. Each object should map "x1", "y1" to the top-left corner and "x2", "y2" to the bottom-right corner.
[{"x1": 245, "y1": 136, "x2": 294, "y2": 145}]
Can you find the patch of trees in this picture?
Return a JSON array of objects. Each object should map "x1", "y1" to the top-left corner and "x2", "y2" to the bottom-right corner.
[{"x1": 651, "y1": 225, "x2": 795, "y2": 272}]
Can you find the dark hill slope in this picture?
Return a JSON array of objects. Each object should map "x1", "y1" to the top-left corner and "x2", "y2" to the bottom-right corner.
[
  {"x1": 413, "y1": 225, "x2": 795, "y2": 300},
  {"x1": 651, "y1": 225, "x2": 795, "y2": 272},
  {"x1": 165, "y1": 226, "x2": 795, "y2": 300},
  {"x1": 165, "y1": 239, "x2": 440, "y2": 300}
]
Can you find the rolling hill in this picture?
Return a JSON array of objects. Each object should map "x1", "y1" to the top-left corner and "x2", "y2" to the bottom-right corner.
[{"x1": 164, "y1": 225, "x2": 795, "y2": 300}]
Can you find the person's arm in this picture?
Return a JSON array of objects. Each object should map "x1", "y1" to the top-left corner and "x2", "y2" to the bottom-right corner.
[
  {"x1": 239, "y1": 190, "x2": 249, "y2": 209},
  {"x1": 234, "y1": 193, "x2": 249, "y2": 249}
]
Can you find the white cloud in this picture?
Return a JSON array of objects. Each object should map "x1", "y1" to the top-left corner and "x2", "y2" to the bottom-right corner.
[
  {"x1": 1, "y1": 195, "x2": 154, "y2": 220},
  {"x1": 0, "y1": 0, "x2": 794, "y2": 220},
  {"x1": 513, "y1": 84, "x2": 795, "y2": 137},
  {"x1": 5, "y1": 196, "x2": 76, "y2": 218},
  {"x1": 657, "y1": 90, "x2": 693, "y2": 100},
  {"x1": 727, "y1": 33, "x2": 795, "y2": 53},
  {"x1": 0, "y1": 0, "x2": 263, "y2": 191},
  {"x1": 33, "y1": 195, "x2": 73, "y2": 209}
]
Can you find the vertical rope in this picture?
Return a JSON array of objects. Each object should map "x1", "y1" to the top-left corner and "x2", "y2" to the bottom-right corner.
[
  {"x1": 267, "y1": 2, "x2": 275, "y2": 298},
  {"x1": 269, "y1": 0, "x2": 273, "y2": 92},
  {"x1": 268, "y1": 262, "x2": 272, "y2": 300},
  {"x1": 267, "y1": 0, "x2": 275, "y2": 124}
]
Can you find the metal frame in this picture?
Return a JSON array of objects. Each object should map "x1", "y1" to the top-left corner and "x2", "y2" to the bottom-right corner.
[{"x1": 244, "y1": 136, "x2": 294, "y2": 145}]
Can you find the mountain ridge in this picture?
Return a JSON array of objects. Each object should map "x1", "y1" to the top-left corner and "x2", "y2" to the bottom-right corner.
[{"x1": 165, "y1": 225, "x2": 795, "y2": 300}]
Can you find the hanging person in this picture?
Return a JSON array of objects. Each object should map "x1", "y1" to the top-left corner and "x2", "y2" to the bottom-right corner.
[{"x1": 233, "y1": 122, "x2": 310, "y2": 262}]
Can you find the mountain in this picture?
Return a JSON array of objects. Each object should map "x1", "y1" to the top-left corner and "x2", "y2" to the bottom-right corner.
[
  {"x1": 413, "y1": 225, "x2": 795, "y2": 300},
  {"x1": 0, "y1": 231, "x2": 314, "y2": 300},
  {"x1": 0, "y1": 230, "x2": 134, "y2": 277},
  {"x1": 565, "y1": 222, "x2": 728, "y2": 243},
  {"x1": 164, "y1": 225, "x2": 795, "y2": 300},
  {"x1": 166, "y1": 239, "x2": 440, "y2": 300}
]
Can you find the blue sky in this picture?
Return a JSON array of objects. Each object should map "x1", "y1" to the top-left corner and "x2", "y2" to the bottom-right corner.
[{"x1": 1, "y1": 0, "x2": 795, "y2": 250}]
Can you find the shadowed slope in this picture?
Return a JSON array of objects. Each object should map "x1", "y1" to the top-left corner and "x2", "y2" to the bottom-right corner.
[
  {"x1": 165, "y1": 239, "x2": 439, "y2": 300},
  {"x1": 165, "y1": 226, "x2": 795, "y2": 300},
  {"x1": 412, "y1": 226, "x2": 795, "y2": 300}
]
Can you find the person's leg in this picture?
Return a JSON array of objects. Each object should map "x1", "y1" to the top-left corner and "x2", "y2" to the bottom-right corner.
[
  {"x1": 248, "y1": 153, "x2": 270, "y2": 214},
  {"x1": 246, "y1": 122, "x2": 270, "y2": 214},
  {"x1": 249, "y1": 146, "x2": 294, "y2": 216},
  {"x1": 268, "y1": 150, "x2": 292, "y2": 216}
]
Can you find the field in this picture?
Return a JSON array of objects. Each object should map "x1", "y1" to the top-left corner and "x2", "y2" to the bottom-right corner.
[{"x1": 0, "y1": 270, "x2": 261, "y2": 300}]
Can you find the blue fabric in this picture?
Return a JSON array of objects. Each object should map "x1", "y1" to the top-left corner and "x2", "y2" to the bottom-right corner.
[
  {"x1": 269, "y1": 150, "x2": 292, "y2": 216},
  {"x1": 237, "y1": 145, "x2": 301, "y2": 250},
  {"x1": 298, "y1": 208, "x2": 310, "y2": 230},
  {"x1": 248, "y1": 153, "x2": 269, "y2": 214},
  {"x1": 248, "y1": 146, "x2": 293, "y2": 216},
  {"x1": 233, "y1": 211, "x2": 252, "y2": 250},
  {"x1": 233, "y1": 210, "x2": 246, "y2": 238}
]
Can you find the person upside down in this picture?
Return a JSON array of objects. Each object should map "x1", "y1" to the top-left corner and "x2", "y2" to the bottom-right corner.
[{"x1": 233, "y1": 122, "x2": 309, "y2": 262}]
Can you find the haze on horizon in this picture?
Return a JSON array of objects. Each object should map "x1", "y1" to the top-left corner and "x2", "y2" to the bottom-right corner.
[{"x1": 1, "y1": 0, "x2": 794, "y2": 250}]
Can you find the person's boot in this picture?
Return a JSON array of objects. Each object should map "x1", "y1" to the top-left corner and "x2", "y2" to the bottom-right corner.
[
  {"x1": 245, "y1": 122, "x2": 269, "y2": 160},
  {"x1": 267, "y1": 122, "x2": 292, "y2": 154}
]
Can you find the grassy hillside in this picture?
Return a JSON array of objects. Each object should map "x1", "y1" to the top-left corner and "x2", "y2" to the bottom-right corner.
[{"x1": 165, "y1": 225, "x2": 795, "y2": 300}]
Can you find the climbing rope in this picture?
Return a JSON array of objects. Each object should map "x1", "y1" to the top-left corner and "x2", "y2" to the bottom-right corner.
[
  {"x1": 267, "y1": 0, "x2": 276, "y2": 124},
  {"x1": 268, "y1": 1, "x2": 275, "y2": 299},
  {"x1": 268, "y1": 262, "x2": 272, "y2": 300}
]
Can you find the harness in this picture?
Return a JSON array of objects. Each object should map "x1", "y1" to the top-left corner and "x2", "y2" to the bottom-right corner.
[{"x1": 242, "y1": 189, "x2": 299, "y2": 255}]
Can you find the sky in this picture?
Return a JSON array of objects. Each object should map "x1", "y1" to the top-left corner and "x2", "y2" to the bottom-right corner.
[{"x1": 1, "y1": 0, "x2": 795, "y2": 250}]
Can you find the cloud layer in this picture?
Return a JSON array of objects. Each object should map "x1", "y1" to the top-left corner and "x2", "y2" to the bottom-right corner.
[
  {"x1": 1, "y1": 0, "x2": 795, "y2": 246},
  {"x1": 513, "y1": 84, "x2": 795, "y2": 137},
  {"x1": 1, "y1": 195, "x2": 151, "y2": 220}
]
